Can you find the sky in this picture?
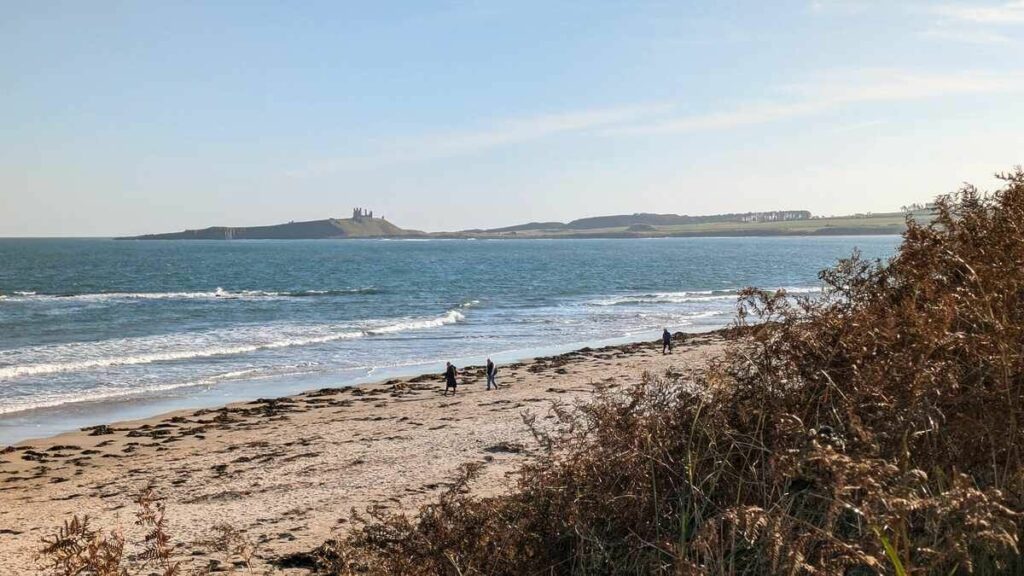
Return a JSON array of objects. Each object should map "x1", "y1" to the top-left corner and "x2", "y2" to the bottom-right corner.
[{"x1": 1, "y1": 1, "x2": 1023, "y2": 236}]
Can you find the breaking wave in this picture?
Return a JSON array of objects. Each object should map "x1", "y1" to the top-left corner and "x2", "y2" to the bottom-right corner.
[
  {"x1": 588, "y1": 290, "x2": 737, "y2": 306},
  {"x1": 366, "y1": 309, "x2": 464, "y2": 335},
  {"x1": 0, "y1": 287, "x2": 379, "y2": 302},
  {"x1": 0, "y1": 364, "x2": 326, "y2": 415},
  {"x1": 588, "y1": 287, "x2": 821, "y2": 306},
  {"x1": 0, "y1": 307, "x2": 466, "y2": 380}
]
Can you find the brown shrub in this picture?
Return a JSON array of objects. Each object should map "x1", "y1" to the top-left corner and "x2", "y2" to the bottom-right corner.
[
  {"x1": 300, "y1": 169, "x2": 1024, "y2": 574},
  {"x1": 39, "y1": 485, "x2": 181, "y2": 576},
  {"x1": 38, "y1": 486, "x2": 261, "y2": 575}
]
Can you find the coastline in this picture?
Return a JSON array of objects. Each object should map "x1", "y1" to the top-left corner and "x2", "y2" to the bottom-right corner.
[
  {"x1": 0, "y1": 328, "x2": 719, "y2": 446},
  {"x1": 430, "y1": 229, "x2": 905, "y2": 240},
  {"x1": 115, "y1": 230, "x2": 906, "y2": 241},
  {"x1": 0, "y1": 332, "x2": 728, "y2": 573}
]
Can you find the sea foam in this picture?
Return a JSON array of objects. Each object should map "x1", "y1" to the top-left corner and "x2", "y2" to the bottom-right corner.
[
  {"x1": 0, "y1": 287, "x2": 378, "y2": 303},
  {"x1": 588, "y1": 286, "x2": 821, "y2": 307},
  {"x1": 0, "y1": 307, "x2": 466, "y2": 380}
]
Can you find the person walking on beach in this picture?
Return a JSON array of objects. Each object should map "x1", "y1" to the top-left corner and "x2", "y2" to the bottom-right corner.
[
  {"x1": 662, "y1": 328, "x2": 673, "y2": 354},
  {"x1": 486, "y1": 358, "x2": 499, "y2": 390},
  {"x1": 443, "y1": 362, "x2": 458, "y2": 396}
]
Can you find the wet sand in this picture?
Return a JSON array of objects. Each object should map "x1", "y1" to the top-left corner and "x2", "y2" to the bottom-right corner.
[{"x1": 0, "y1": 333, "x2": 725, "y2": 574}]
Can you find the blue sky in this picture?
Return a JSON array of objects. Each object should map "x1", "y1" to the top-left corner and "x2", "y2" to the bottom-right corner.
[{"x1": 2, "y1": 1, "x2": 1023, "y2": 235}]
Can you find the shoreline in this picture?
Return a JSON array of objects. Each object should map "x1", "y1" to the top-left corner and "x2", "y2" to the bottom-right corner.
[
  {"x1": 3, "y1": 232, "x2": 904, "y2": 241},
  {"x1": 0, "y1": 327, "x2": 719, "y2": 447},
  {"x1": 0, "y1": 332, "x2": 728, "y2": 573}
]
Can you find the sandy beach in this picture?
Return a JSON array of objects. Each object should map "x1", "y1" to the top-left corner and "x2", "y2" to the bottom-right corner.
[{"x1": 0, "y1": 333, "x2": 726, "y2": 574}]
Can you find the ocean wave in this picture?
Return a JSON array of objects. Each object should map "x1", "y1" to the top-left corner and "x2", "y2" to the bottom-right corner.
[
  {"x1": 776, "y1": 286, "x2": 823, "y2": 295},
  {"x1": 366, "y1": 309, "x2": 464, "y2": 335},
  {"x1": 0, "y1": 381, "x2": 217, "y2": 415},
  {"x1": 588, "y1": 291, "x2": 738, "y2": 306},
  {"x1": 0, "y1": 364, "x2": 327, "y2": 415},
  {"x1": 678, "y1": 310, "x2": 726, "y2": 318},
  {"x1": 0, "y1": 331, "x2": 365, "y2": 379},
  {"x1": 0, "y1": 287, "x2": 379, "y2": 302},
  {"x1": 588, "y1": 286, "x2": 821, "y2": 306},
  {"x1": 0, "y1": 307, "x2": 466, "y2": 380}
]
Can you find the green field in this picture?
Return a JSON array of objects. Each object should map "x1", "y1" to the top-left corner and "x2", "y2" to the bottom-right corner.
[{"x1": 451, "y1": 211, "x2": 930, "y2": 239}]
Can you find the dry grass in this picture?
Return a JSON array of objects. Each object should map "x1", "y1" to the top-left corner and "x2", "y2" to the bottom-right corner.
[
  {"x1": 38, "y1": 485, "x2": 181, "y2": 576},
  {"x1": 38, "y1": 485, "x2": 261, "y2": 575},
  {"x1": 292, "y1": 170, "x2": 1024, "y2": 575}
]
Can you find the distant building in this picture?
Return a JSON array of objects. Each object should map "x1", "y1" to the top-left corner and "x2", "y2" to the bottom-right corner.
[
  {"x1": 739, "y1": 210, "x2": 811, "y2": 223},
  {"x1": 352, "y1": 207, "x2": 375, "y2": 219}
]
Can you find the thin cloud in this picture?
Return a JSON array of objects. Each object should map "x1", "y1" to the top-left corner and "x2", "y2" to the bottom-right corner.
[
  {"x1": 930, "y1": 1, "x2": 1024, "y2": 24},
  {"x1": 291, "y1": 70, "x2": 1024, "y2": 175},
  {"x1": 808, "y1": 0, "x2": 876, "y2": 14},
  {"x1": 811, "y1": 2, "x2": 1023, "y2": 45},
  {"x1": 289, "y1": 103, "x2": 671, "y2": 176},
  {"x1": 608, "y1": 101, "x2": 832, "y2": 135},
  {"x1": 420, "y1": 105, "x2": 671, "y2": 155},
  {"x1": 920, "y1": 26, "x2": 1015, "y2": 44},
  {"x1": 831, "y1": 119, "x2": 888, "y2": 133},
  {"x1": 922, "y1": 1, "x2": 1024, "y2": 45},
  {"x1": 785, "y1": 69, "x2": 1024, "y2": 103},
  {"x1": 610, "y1": 69, "x2": 1024, "y2": 135}
]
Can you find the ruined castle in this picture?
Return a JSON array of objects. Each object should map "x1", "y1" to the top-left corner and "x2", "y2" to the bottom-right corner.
[{"x1": 351, "y1": 207, "x2": 380, "y2": 220}]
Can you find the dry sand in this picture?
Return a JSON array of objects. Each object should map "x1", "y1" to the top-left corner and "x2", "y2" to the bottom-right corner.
[{"x1": 0, "y1": 333, "x2": 726, "y2": 574}]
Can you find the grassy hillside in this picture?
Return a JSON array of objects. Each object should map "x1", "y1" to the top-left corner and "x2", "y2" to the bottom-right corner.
[
  {"x1": 120, "y1": 217, "x2": 422, "y2": 240},
  {"x1": 122, "y1": 210, "x2": 929, "y2": 241},
  {"x1": 453, "y1": 211, "x2": 932, "y2": 239}
]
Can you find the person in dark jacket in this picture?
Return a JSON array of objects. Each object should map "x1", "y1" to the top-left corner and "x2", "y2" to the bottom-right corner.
[
  {"x1": 443, "y1": 362, "x2": 458, "y2": 396},
  {"x1": 486, "y1": 358, "x2": 499, "y2": 390},
  {"x1": 662, "y1": 328, "x2": 673, "y2": 354}
]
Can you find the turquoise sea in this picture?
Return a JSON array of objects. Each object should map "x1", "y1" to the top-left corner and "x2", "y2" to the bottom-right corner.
[{"x1": 0, "y1": 236, "x2": 899, "y2": 444}]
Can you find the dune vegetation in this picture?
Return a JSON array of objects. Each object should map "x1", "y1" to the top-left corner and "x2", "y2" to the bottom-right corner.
[{"x1": 39, "y1": 169, "x2": 1024, "y2": 575}]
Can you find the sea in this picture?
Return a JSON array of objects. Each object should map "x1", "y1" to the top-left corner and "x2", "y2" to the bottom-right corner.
[{"x1": 0, "y1": 236, "x2": 900, "y2": 444}]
